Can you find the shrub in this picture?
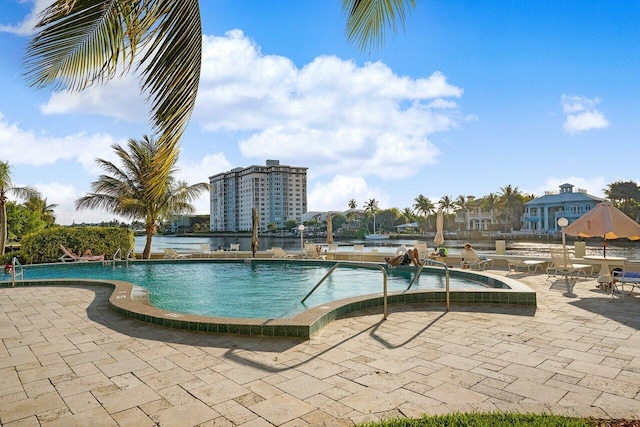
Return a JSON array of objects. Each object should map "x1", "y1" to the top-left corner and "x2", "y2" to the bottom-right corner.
[
  {"x1": 1, "y1": 250, "x2": 26, "y2": 265},
  {"x1": 20, "y1": 226, "x2": 134, "y2": 264}
]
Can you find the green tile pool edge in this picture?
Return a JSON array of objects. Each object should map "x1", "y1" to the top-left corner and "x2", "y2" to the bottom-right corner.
[{"x1": 0, "y1": 267, "x2": 536, "y2": 340}]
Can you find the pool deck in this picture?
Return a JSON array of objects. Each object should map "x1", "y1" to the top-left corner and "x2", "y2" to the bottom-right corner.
[{"x1": 0, "y1": 268, "x2": 639, "y2": 425}]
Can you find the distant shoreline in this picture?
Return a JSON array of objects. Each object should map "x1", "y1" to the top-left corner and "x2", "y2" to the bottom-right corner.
[{"x1": 163, "y1": 232, "x2": 639, "y2": 247}]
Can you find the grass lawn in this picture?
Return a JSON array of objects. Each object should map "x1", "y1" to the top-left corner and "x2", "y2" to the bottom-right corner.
[{"x1": 357, "y1": 412, "x2": 638, "y2": 426}]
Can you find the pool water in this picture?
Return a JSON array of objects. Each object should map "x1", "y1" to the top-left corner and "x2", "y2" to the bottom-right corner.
[{"x1": 11, "y1": 261, "x2": 487, "y2": 319}]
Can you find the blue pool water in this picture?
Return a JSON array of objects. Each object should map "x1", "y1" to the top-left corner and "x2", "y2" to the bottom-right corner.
[{"x1": 7, "y1": 261, "x2": 487, "y2": 319}]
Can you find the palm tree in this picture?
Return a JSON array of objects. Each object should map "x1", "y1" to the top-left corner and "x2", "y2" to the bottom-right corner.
[
  {"x1": 24, "y1": 1, "x2": 416, "y2": 161},
  {"x1": 481, "y1": 193, "x2": 501, "y2": 229},
  {"x1": 438, "y1": 195, "x2": 456, "y2": 213},
  {"x1": 24, "y1": 193, "x2": 58, "y2": 227},
  {"x1": 363, "y1": 198, "x2": 379, "y2": 233},
  {"x1": 348, "y1": 199, "x2": 357, "y2": 209},
  {"x1": 0, "y1": 161, "x2": 38, "y2": 256},
  {"x1": 75, "y1": 135, "x2": 210, "y2": 259},
  {"x1": 401, "y1": 207, "x2": 415, "y2": 224},
  {"x1": 439, "y1": 195, "x2": 456, "y2": 228},
  {"x1": 454, "y1": 195, "x2": 468, "y2": 211},
  {"x1": 498, "y1": 185, "x2": 523, "y2": 232},
  {"x1": 413, "y1": 194, "x2": 435, "y2": 231}
]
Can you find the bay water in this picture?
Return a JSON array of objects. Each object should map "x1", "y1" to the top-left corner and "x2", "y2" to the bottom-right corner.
[{"x1": 135, "y1": 235, "x2": 640, "y2": 259}]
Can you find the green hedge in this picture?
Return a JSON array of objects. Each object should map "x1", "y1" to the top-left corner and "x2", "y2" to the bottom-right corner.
[{"x1": 20, "y1": 226, "x2": 134, "y2": 264}]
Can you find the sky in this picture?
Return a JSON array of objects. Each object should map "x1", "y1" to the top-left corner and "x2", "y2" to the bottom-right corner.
[{"x1": 1, "y1": 1, "x2": 639, "y2": 225}]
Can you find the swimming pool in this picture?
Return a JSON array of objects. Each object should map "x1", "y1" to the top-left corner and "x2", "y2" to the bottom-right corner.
[
  {"x1": 8, "y1": 260, "x2": 489, "y2": 318},
  {"x1": 3, "y1": 259, "x2": 536, "y2": 338}
]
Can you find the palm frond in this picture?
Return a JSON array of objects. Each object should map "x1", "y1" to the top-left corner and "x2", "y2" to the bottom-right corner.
[
  {"x1": 24, "y1": 0, "x2": 140, "y2": 90},
  {"x1": 342, "y1": 0, "x2": 416, "y2": 51},
  {"x1": 25, "y1": 1, "x2": 201, "y2": 151},
  {"x1": 138, "y1": 0, "x2": 201, "y2": 146},
  {"x1": 76, "y1": 192, "x2": 123, "y2": 213}
]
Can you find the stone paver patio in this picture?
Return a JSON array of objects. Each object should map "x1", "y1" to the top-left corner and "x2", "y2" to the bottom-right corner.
[{"x1": 0, "y1": 268, "x2": 639, "y2": 426}]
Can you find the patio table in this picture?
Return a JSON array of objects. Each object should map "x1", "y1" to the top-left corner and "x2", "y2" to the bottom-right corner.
[{"x1": 583, "y1": 255, "x2": 626, "y2": 292}]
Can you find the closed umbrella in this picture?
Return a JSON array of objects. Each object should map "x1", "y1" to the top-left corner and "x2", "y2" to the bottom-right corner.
[
  {"x1": 251, "y1": 208, "x2": 260, "y2": 257},
  {"x1": 326, "y1": 213, "x2": 334, "y2": 245},
  {"x1": 563, "y1": 201, "x2": 640, "y2": 257},
  {"x1": 434, "y1": 208, "x2": 445, "y2": 246}
]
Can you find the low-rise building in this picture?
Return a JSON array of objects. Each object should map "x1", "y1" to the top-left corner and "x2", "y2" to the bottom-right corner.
[
  {"x1": 454, "y1": 197, "x2": 498, "y2": 231},
  {"x1": 522, "y1": 183, "x2": 603, "y2": 233}
]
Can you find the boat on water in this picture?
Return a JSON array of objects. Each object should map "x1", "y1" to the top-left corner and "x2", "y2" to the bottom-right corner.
[
  {"x1": 365, "y1": 212, "x2": 389, "y2": 239},
  {"x1": 365, "y1": 233, "x2": 390, "y2": 240}
]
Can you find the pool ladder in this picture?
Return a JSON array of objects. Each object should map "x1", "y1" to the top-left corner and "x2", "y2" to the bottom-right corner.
[
  {"x1": 407, "y1": 259, "x2": 450, "y2": 311},
  {"x1": 301, "y1": 261, "x2": 389, "y2": 320},
  {"x1": 107, "y1": 248, "x2": 135, "y2": 267},
  {"x1": 10, "y1": 257, "x2": 24, "y2": 287}
]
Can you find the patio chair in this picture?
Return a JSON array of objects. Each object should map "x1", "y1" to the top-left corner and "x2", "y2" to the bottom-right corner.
[
  {"x1": 612, "y1": 260, "x2": 640, "y2": 299},
  {"x1": 229, "y1": 243, "x2": 240, "y2": 257},
  {"x1": 350, "y1": 244, "x2": 365, "y2": 261},
  {"x1": 59, "y1": 244, "x2": 105, "y2": 262},
  {"x1": 414, "y1": 242, "x2": 430, "y2": 261},
  {"x1": 271, "y1": 247, "x2": 296, "y2": 259},
  {"x1": 199, "y1": 244, "x2": 214, "y2": 258},
  {"x1": 163, "y1": 248, "x2": 192, "y2": 259},
  {"x1": 460, "y1": 248, "x2": 493, "y2": 270},
  {"x1": 546, "y1": 249, "x2": 593, "y2": 281},
  {"x1": 304, "y1": 242, "x2": 323, "y2": 259}
]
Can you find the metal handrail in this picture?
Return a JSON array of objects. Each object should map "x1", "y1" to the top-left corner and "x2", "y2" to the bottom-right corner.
[
  {"x1": 407, "y1": 259, "x2": 450, "y2": 311},
  {"x1": 125, "y1": 248, "x2": 134, "y2": 266},
  {"x1": 112, "y1": 248, "x2": 121, "y2": 266},
  {"x1": 301, "y1": 261, "x2": 388, "y2": 320},
  {"x1": 11, "y1": 256, "x2": 23, "y2": 287}
]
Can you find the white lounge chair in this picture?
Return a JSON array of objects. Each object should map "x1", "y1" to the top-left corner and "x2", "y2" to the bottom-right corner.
[
  {"x1": 271, "y1": 247, "x2": 296, "y2": 259},
  {"x1": 546, "y1": 249, "x2": 592, "y2": 280},
  {"x1": 59, "y1": 244, "x2": 105, "y2": 262},
  {"x1": 507, "y1": 258, "x2": 546, "y2": 273},
  {"x1": 163, "y1": 248, "x2": 192, "y2": 259},
  {"x1": 460, "y1": 248, "x2": 493, "y2": 270}
]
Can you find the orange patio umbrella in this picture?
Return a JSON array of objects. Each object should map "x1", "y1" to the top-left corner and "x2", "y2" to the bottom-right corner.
[{"x1": 563, "y1": 201, "x2": 640, "y2": 257}]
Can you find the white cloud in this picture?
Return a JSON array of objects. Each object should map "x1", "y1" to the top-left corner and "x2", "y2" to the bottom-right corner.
[
  {"x1": 196, "y1": 31, "x2": 462, "y2": 136},
  {"x1": 195, "y1": 31, "x2": 461, "y2": 179},
  {"x1": 33, "y1": 28, "x2": 464, "y2": 181},
  {"x1": 175, "y1": 153, "x2": 233, "y2": 215},
  {"x1": 0, "y1": 112, "x2": 120, "y2": 173},
  {"x1": 0, "y1": 0, "x2": 49, "y2": 35},
  {"x1": 40, "y1": 76, "x2": 147, "y2": 123},
  {"x1": 34, "y1": 181, "x2": 128, "y2": 226},
  {"x1": 308, "y1": 175, "x2": 390, "y2": 212},
  {"x1": 561, "y1": 95, "x2": 609, "y2": 134}
]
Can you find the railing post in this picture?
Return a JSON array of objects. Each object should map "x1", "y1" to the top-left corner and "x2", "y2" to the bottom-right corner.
[
  {"x1": 302, "y1": 261, "x2": 388, "y2": 321},
  {"x1": 11, "y1": 256, "x2": 17, "y2": 287},
  {"x1": 409, "y1": 259, "x2": 450, "y2": 312}
]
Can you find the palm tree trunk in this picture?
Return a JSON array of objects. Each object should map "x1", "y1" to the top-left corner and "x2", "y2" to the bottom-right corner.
[
  {"x1": 0, "y1": 201, "x2": 6, "y2": 256},
  {"x1": 143, "y1": 224, "x2": 156, "y2": 259}
]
